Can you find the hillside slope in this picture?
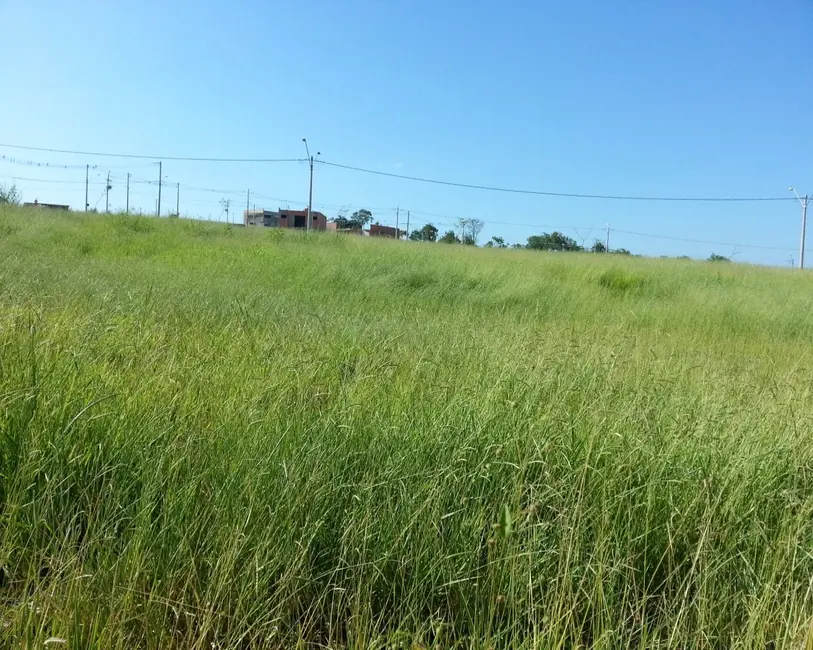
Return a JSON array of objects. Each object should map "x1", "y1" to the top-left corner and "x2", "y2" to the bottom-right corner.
[{"x1": 2, "y1": 207, "x2": 813, "y2": 648}]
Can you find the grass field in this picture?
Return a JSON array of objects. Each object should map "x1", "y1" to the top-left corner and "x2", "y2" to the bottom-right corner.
[{"x1": 2, "y1": 205, "x2": 813, "y2": 649}]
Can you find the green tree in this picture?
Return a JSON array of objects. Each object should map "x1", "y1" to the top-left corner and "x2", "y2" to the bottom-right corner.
[
  {"x1": 708, "y1": 253, "x2": 730, "y2": 262},
  {"x1": 350, "y1": 209, "x2": 373, "y2": 228},
  {"x1": 526, "y1": 232, "x2": 583, "y2": 252},
  {"x1": 335, "y1": 209, "x2": 373, "y2": 230},
  {"x1": 613, "y1": 248, "x2": 632, "y2": 256},
  {"x1": 0, "y1": 183, "x2": 21, "y2": 204},
  {"x1": 484, "y1": 236, "x2": 507, "y2": 248},
  {"x1": 439, "y1": 230, "x2": 460, "y2": 244},
  {"x1": 409, "y1": 223, "x2": 438, "y2": 242},
  {"x1": 591, "y1": 240, "x2": 607, "y2": 253}
]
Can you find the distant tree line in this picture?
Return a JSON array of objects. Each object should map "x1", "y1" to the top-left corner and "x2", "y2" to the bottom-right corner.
[
  {"x1": 0, "y1": 192, "x2": 732, "y2": 264},
  {"x1": 413, "y1": 223, "x2": 634, "y2": 255}
]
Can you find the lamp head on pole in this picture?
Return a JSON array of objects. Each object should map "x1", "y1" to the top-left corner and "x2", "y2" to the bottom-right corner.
[{"x1": 789, "y1": 186, "x2": 804, "y2": 204}]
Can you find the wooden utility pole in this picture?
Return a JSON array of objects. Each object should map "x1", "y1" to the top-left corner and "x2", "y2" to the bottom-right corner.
[
  {"x1": 176, "y1": 182, "x2": 180, "y2": 217},
  {"x1": 395, "y1": 206, "x2": 400, "y2": 238},
  {"x1": 406, "y1": 210, "x2": 410, "y2": 240},
  {"x1": 85, "y1": 164, "x2": 89, "y2": 213},
  {"x1": 105, "y1": 172, "x2": 111, "y2": 213},
  {"x1": 126, "y1": 173, "x2": 130, "y2": 213},
  {"x1": 606, "y1": 224, "x2": 610, "y2": 252}
]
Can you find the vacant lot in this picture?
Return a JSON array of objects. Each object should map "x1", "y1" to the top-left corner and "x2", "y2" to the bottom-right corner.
[{"x1": 1, "y1": 207, "x2": 813, "y2": 649}]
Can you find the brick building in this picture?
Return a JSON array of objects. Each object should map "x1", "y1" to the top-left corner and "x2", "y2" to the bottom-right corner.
[{"x1": 243, "y1": 208, "x2": 327, "y2": 231}]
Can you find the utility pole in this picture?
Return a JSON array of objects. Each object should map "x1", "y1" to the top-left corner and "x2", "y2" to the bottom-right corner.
[
  {"x1": 157, "y1": 162, "x2": 162, "y2": 217},
  {"x1": 801, "y1": 196, "x2": 808, "y2": 271},
  {"x1": 307, "y1": 157, "x2": 313, "y2": 231},
  {"x1": 176, "y1": 183, "x2": 180, "y2": 217},
  {"x1": 406, "y1": 210, "x2": 410, "y2": 240},
  {"x1": 105, "y1": 172, "x2": 111, "y2": 213},
  {"x1": 790, "y1": 187, "x2": 809, "y2": 270},
  {"x1": 606, "y1": 224, "x2": 611, "y2": 252},
  {"x1": 396, "y1": 207, "x2": 400, "y2": 239},
  {"x1": 85, "y1": 164, "x2": 89, "y2": 212},
  {"x1": 126, "y1": 173, "x2": 130, "y2": 213},
  {"x1": 246, "y1": 189, "x2": 250, "y2": 224},
  {"x1": 302, "y1": 138, "x2": 320, "y2": 232}
]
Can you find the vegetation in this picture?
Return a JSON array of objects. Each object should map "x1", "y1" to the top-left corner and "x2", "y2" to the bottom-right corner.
[
  {"x1": 708, "y1": 252, "x2": 731, "y2": 262},
  {"x1": 526, "y1": 231, "x2": 583, "y2": 252},
  {"x1": 438, "y1": 229, "x2": 460, "y2": 244},
  {"x1": 334, "y1": 208, "x2": 373, "y2": 230},
  {"x1": 456, "y1": 218, "x2": 485, "y2": 246},
  {"x1": 484, "y1": 236, "x2": 507, "y2": 249},
  {"x1": 0, "y1": 183, "x2": 21, "y2": 204},
  {"x1": 2, "y1": 206, "x2": 813, "y2": 648},
  {"x1": 409, "y1": 223, "x2": 439, "y2": 242}
]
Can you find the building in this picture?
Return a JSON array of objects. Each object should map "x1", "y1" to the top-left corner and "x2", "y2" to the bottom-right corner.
[
  {"x1": 244, "y1": 209, "x2": 279, "y2": 227},
  {"x1": 243, "y1": 207, "x2": 327, "y2": 231},
  {"x1": 278, "y1": 209, "x2": 327, "y2": 231},
  {"x1": 368, "y1": 224, "x2": 404, "y2": 239},
  {"x1": 23, "y1": 200, "x2": 69, "y2": 211}
]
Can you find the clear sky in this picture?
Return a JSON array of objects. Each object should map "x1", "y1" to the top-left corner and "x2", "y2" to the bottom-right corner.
[{"x1": 2, "y1": 0, "x2": 811, "y2": 264}]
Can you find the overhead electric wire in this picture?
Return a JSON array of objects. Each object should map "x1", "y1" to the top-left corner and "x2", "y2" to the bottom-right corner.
[
  {"x1": 1, "y1": 142, "x2": 799, "y2": 202},
  {"x1": 7, "y1": 175, "x2": 106, "y2": 185},
  {"x1": 0, "y1": 143, "x2": 306, "y2": 164},
  {"x1": 0, "y1": 153, "x2": 158, "y2": 171},
  {"x1": 318, "y1": 160, "x2": 796, "y2": 203},
  {"x1": 610, "y1": 228, "x2": 797, "y2": 251}
]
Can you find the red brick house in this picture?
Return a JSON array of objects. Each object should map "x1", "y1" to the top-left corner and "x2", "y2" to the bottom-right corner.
[{"x1": 278, "y1": 208, "x2": 327, "y2": 231}]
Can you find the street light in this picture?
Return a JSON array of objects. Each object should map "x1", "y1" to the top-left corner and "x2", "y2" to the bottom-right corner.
[
  {"x1": 302, "y1": 138, "x2": 320, "y2": 232},
  {"x1": 789, "y1": 186, "x2": 809, "y2": 270}
]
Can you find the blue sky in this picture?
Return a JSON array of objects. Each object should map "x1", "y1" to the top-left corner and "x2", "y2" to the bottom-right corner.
[{"x1": 1, "y1": 0, "x2": 811, "y2": 264}]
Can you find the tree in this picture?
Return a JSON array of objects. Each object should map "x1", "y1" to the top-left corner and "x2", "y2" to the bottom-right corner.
[
  {"x1": 467, "y1": 218, "x2": 484, "y2": 244},
  {"x1": 409, "y1": 223, "x2": 438, "y2": 242},
  {"x1": 350, "y1": 209, "x2": 373, "y2": 228},
  {"x1": 439, "y1": 230, "x2": 460, "y2": 244},
  {"x1": 708, "y1": 253, "x2": 730, "y2": 262},
  {"x1": 455, "y1": 217, "x2": 485, "y2": 245},
  {"x1": 526, "y1": 232, "x2": 583, "y2": 252},
  {"x1": 0, "y1": 183, "x2": 21, "y2": 205},
  {"x1": 485, "y1": 236, "x2": 507, "y2": 249},
  {"x1": 333, "y1": 208, "x2": 373, "y2": 230},
  {"x1": 511, "y1": 243, "x2": 525, "y2": 249},
  {"x1": 591, "y1": 239, "x2": 607, "y2": 253},
  {"x1": 613, "y1": 248, "x2": 632, "y2": 256}
]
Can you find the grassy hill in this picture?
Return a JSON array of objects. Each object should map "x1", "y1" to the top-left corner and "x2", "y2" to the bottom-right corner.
[{"x1": 2, "y1": 206, "x2": 813, "y2": 648}]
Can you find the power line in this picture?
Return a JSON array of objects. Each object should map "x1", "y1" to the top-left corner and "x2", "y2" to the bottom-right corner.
[
  {"x1": 318, "y1": 160, "x2": 796, "y2": 203},
  {"x1": 0, "y1": 143, "x2": 306, "y2": 164},
  {"x1": 0, "y1": 155, "x2": 96, "y2": 170},
  {"x1": 7, "y1": 175, "x2": 106, "y2": 185},
  {"x1": 0, "y1": 153, "x2": 158, "y2": 171},
  {"x1": 610, "y1": 228, "x2": 796, "y2": 251},
  {"x1": 2, "y1": 142, "x2": 799, "y2": 202}
]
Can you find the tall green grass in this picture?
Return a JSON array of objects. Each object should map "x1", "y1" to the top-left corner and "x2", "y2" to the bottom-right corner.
[{"x1": 2, "y1": 206, "x2": 813, "y2": 648}]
